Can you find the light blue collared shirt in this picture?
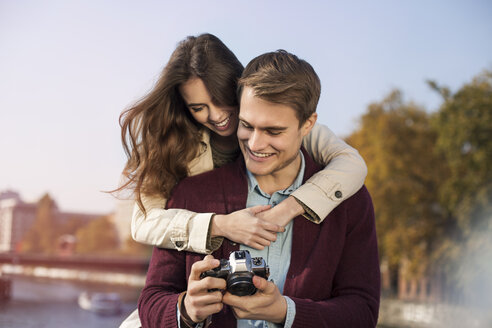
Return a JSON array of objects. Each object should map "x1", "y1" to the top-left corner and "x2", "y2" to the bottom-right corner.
[
  {"x1": 178, "y1": 152, "x2": 304, "y2": 328},
  {"x1": 237, "y1": 151, "x2": 305, "y2": 328}
]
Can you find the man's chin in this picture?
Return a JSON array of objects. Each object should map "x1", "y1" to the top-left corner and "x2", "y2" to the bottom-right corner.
[{"x1": 245, "y1": 164, "x2": 272, "y2": 177}]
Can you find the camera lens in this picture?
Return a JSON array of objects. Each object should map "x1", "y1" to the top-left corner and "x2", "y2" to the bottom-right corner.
[{"x1": 227, "y1": 275, "x2": 256, "y2": 296}]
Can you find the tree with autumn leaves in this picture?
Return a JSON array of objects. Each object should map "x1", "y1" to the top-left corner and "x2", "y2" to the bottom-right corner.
[
  {"x1": 430, "y1": 71, "x2": 492, "y2": 306},
  {"x1": 21, "y1": 193, "x2": 120, "y2": 255},
  {"x1": 347, "y1": 70, "x2": 492, "y2": 304},
  {"x1": 21, "y1": 194, "x2": 59, "y2": 254},
  {"x1": 346, "y1": 90, "x2": 446, "y2": 279}
]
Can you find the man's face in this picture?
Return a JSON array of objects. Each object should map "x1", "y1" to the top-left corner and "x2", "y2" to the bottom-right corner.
[{"x1": 237, "y1": 87, "x2": 316, "y2": 181}]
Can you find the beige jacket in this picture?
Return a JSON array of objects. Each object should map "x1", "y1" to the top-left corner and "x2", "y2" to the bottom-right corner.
[{"x1": 131, "y1": 123, "x2": 367, "y2": 254}]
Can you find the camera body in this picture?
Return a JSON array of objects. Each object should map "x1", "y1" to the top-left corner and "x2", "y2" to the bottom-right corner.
[{"x1": 200, "y1": 250, "x2": 270, "y2": 296}]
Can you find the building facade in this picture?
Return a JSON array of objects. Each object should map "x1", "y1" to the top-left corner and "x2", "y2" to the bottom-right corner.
[
  {"x1": 0, "y1": 192, "x2": 37, "y2": 253},
  {"x1": 0, "y1": 190, "x2": 107, "y2": 253}
]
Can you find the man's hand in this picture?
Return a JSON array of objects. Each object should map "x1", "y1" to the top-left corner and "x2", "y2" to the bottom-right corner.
[
  {"x1": 222, "y1": 275, "x2": 287, "y2": 323},
  {"x1": 183, "y1": 255, "x2": 227, "y2": 323},
  {"x1": 211, "y1": 206, "x2": 284, "y2": 249}
]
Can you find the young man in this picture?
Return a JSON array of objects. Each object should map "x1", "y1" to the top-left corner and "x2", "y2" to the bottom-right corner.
[{"x1": 138, "y1": 50, "x2": 380, "y2": 328}]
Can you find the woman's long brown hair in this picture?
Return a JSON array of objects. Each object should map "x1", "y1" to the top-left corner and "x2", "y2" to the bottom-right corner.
[{"x1": 117, "y1": 33, "x2": 243, "y2": 213}]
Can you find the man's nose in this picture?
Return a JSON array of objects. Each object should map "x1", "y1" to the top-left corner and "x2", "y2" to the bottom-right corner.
[{"x1": 248, "y1": 130, "x2": 266, "y2": 151}]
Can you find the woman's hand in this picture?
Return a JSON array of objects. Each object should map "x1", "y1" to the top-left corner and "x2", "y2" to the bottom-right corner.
[
  {"x1": 211, "y1": 205, "x2": 284, "y2": 250},
  {"x1": 256, "y1": 196, "x2": 304, "y2": 228}
]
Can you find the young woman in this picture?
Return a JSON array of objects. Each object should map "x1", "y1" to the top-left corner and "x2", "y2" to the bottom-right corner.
[
  {"x1": 119, "y1": 33, "x2": 367, "y2": 254},
  {"x1": 118, "y1": 33, "x2": 367, "y2": 328}
]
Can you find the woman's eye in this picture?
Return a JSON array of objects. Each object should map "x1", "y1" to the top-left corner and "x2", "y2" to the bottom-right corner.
[{"x1": 191, "y1": 107, "x2": 203, "y2": 112}]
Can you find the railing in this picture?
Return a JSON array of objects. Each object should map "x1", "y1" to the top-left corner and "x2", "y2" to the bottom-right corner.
[{"x1": 0, "y1": 253, "x2": 149, "y2": 274}]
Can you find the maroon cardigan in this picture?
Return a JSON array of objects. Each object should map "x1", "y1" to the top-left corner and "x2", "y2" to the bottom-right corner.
[{"x1": 138, "y1": 149, "x2": 380, "y2": 327}]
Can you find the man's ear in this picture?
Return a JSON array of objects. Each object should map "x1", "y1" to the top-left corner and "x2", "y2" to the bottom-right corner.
[{"x1": 300, "y1": 113, "x2": 317, "y2": 137}]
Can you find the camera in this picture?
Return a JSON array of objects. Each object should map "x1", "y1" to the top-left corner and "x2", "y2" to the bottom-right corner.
[{"x1": 200, "y1": 250, "x2": 270, "y2": 296}]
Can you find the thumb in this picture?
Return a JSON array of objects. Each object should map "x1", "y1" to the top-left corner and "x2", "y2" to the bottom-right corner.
[{"x1": 253, "y1": 275, "x2": 274, "y2": 294}]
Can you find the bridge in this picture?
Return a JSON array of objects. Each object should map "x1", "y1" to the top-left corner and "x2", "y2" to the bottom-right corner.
[{"x1": 0, "y1": 253, "x2": 149, "y2": 274}]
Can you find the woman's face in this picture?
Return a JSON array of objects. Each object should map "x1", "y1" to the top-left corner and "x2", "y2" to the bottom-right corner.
[{"x1": 179, "y1": 78, "x2": 238, "y2": 137}]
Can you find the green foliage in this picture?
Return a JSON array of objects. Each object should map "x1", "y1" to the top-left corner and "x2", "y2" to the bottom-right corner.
[
  {"x1": 430, "y1": 71, "x2": 492, "y2": 303},
  {"x1": 432, "y1": 71, "x2": 492, "y2": 230},
  {"x1": 75, "y1": 215, "x2": 120, "y2": 254}
]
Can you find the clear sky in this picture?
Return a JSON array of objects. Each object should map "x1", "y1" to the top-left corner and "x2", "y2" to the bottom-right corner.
[{"x1": 1, "y1": 0, "x2": 491, "y2": 214}]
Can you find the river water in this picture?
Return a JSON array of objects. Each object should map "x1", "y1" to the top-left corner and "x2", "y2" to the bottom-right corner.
[{"x1": 0, "y1": 275, "x2": 142, "y2": 328}]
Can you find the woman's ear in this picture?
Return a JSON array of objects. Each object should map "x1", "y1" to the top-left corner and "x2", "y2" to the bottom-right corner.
[{"x1": 300, "y1": 113, "x2": 317, "y2": 137}]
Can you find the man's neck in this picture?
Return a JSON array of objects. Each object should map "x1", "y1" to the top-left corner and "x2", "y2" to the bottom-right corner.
[{"x1": 254, "y1": 153, "x2": 302, "y2": 195}]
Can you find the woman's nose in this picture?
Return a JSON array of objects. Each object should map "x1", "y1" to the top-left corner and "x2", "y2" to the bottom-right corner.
[{"x1": 208, "y1": 105, "x2": 222, "y2": 122}]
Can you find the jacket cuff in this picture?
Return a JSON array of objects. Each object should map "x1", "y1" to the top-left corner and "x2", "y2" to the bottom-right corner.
[
  {"x1": 186, "y1": 212, "x2": 216, "y2": 253},
  {"x1": 291, "y1": 174, "x2": 344, "y2": 221},
  {"x1": 206, "y1": 215, "x2": 224, "y2": 253},
  {"x1": 289, "y1": 297, "x2": 319, "y2": 327},
  {"x1": 291, "y1": 197, "x2": 321, "y2": 223},
  {"x1": 178, "y1": 292, "x2": 212, "y2": 328}
]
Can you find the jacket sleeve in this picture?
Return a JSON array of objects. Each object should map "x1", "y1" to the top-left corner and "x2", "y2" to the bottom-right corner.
[
  {"x1": 138, "y1": 246, "x2": 186, "y2": 328},
  {"x1": 131, "y1": 194, "x2": 222, "y2": 254},
  {"x1": 294, "y1": 122, "x2": 367, "y2": 222},
  {"x1": 292, "y1": 188, "x2": 380, "y2": 327}
]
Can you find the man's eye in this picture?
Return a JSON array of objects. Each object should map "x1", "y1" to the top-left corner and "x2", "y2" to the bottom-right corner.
[
  {"x1": 267, "y1": 130, "x2": 281, "y2": 136},
  {"x1": 240, "y1": 121, "x2": 252, "y2": 129}
]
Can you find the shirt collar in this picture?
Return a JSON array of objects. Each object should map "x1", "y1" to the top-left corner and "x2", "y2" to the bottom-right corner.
[{"x1": 246, "y1": 151, "x2": 305, "y2": 197}]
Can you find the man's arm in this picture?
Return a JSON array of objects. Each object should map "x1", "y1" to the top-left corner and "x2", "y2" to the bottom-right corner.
[
  {"x1": 138, "y1": 247, "x2": 187, "y2": 328},
  {"x1": 290, "y1": 187, "x2": 380, "y2": 327},
  {"x1": 223, "y1": 188, "x2": 380, "y2": 327},
  {"x1": 138, "y1": 248, "x2": 227, "y2": 327}
]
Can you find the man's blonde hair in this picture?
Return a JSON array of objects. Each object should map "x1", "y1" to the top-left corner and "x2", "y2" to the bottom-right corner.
[{"x1": 238, "y1": 50, "x2": 321, "y2": 127}]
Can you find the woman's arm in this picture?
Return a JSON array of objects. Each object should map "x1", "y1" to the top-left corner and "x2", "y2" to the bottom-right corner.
[
  {"x1": 297, "y1": 122, "x2": 367, "y2": 221},
  {"x1": 131, "y1": 194, "x2": 220, "y2": 254},
  {"x1": 132, "y1": 194, "x2": 283, "y2": 253},
  {"x1": 258, "y1": 122, "x2": 367, "y2": 226}
]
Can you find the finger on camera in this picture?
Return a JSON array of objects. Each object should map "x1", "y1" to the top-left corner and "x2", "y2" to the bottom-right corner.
[
  {"x1": 188, "y1": 276, "x2": 225, "y2": 296},
  {"x1": 222, "y1": 292, "x2": 255, "y2": 310},
  {"x1": 221, "y1": 292, "x2": 242, "y2": 307},
  {"x1": 200, "y1": 276, "x2": 227, "y2": 290},
  {"x1": 189, "y1": 257, "x2": 220, "y2": 281},
  {"x1": 199, "y1": 302, "x2": 224, "y2": 316},
  {"x1": 186, "y1": 302, "x2": 223, "y2": 322},
  {"x1": 253, "y1": 275, "x2": 274, "y2": 293},
  {"x1": 189, "y1": 290, "x2": 224, "y2": 306}
]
